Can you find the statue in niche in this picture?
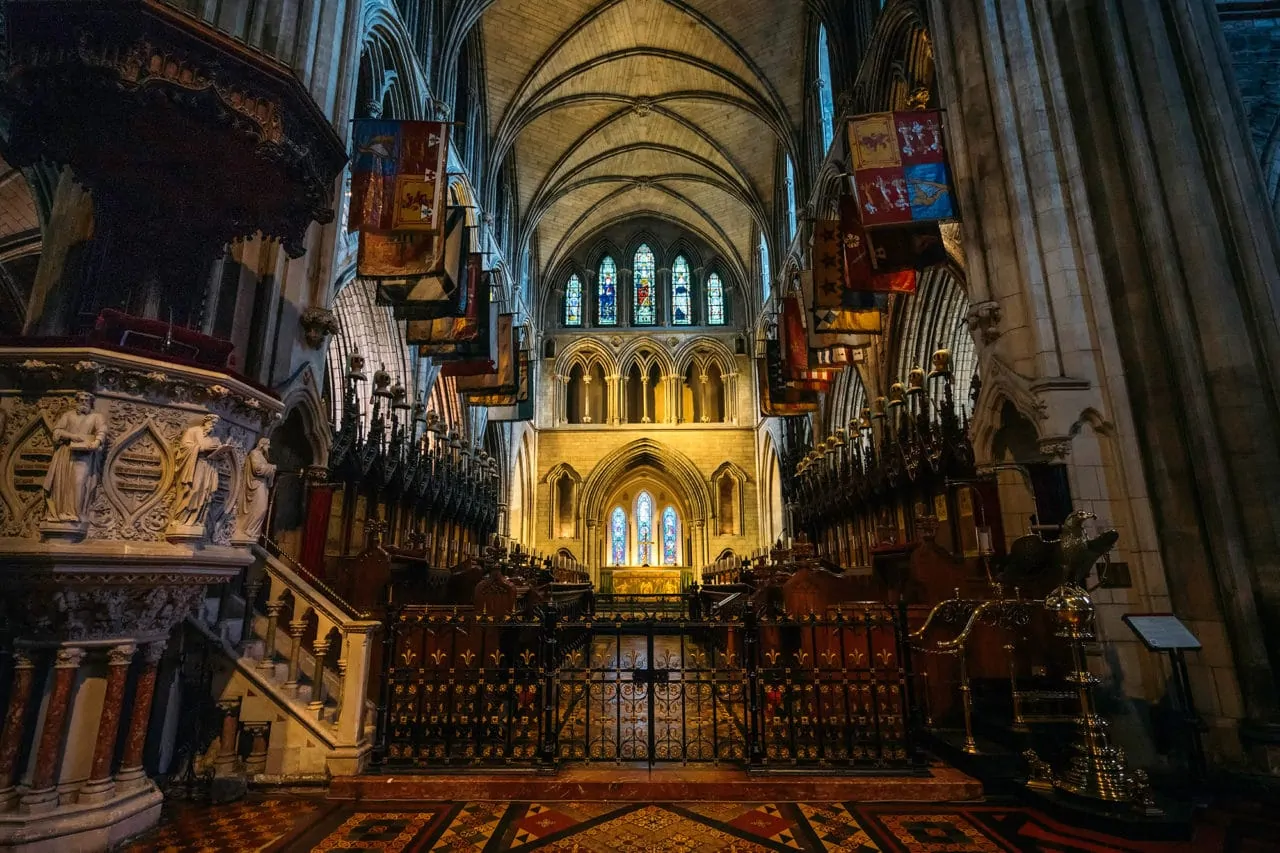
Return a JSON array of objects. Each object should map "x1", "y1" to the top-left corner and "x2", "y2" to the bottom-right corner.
[
  {"x1": 235, "y1": 437, "x2": 276, "y2": 542},
  {"x1": 41, "y1": 392, "x2": 106, "y2": 525},
  {"x1": 171, "y1": 414, "x2": 223, "y2": 530}
]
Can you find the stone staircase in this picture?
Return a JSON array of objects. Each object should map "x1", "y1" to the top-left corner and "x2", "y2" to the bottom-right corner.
[{"x1": 189, "y1": 543, "x2": 382, "y2": 780}]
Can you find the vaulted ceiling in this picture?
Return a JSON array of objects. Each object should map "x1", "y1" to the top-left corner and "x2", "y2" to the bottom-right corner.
[{"x1": 479, "y1": 0, "x2": 809, "y2": 288}]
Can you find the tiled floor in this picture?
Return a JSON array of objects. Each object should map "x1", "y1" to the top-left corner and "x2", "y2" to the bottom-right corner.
[{"x1": 120, "y1": 795, "x2": 1262, "y2": 852}]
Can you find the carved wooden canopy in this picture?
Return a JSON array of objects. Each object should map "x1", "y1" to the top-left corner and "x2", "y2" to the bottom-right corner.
[{"x1": 0, "y1": 0, "x2": 347, "y2": 259}]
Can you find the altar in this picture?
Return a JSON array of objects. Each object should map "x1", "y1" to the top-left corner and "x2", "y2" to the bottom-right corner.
[{"x1": 606, "y1": 567, "x2": 685, "y2": 595}]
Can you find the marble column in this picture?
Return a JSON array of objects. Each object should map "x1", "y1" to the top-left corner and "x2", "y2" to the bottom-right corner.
[
  {"x1": 114, "y1": 642, "x2": 164, "y2": 789},
  {"x1": 78, "y1": 643, "x2": 137, "y2": 804},
  {"x1": 0, "y1": 650, "x2": 36, "y2": 809},
  {"x1": 21, "y1": 646, "x2": 85, "y2": 812}
]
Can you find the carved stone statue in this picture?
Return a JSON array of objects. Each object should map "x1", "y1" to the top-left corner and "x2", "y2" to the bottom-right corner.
[
  {"x1": 235, "y1": 437, "x2": 276, "y2": 542},
  {"x1": 41, "y1": 392, "x2": 106, "y2": 526},
  {"x1": 171, "y1": 414, "x2": 223, "y2": 530}
]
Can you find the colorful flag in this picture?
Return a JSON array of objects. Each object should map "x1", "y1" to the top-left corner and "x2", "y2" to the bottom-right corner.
[
  {"x1": 847, "y1": 111, "x2": 954, "y2": 227},
  {"x1": 759, "y1": 341, "x2": 818, "y2": 416},
  {"x1": 358, "y1": 231, "x2": 436, "y2": 278},
  {"x1": 349, "y1": 120, "x2": 400, "y2": 232},
  {"x1": 349, "y1": 120, "x2": 449, "y2": 233},
  {"x1": 405, "y1": 265, "x2": 488, "y2": 349},
  {"x1": 376, "y1": 208, "x2": 471, "y2": 320}
]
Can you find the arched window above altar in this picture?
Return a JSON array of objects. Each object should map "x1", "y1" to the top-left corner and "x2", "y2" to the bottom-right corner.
[
  {"x1": 636, "y1": 491, "x2": 654, "y2": 565},
  {"x1": 610, "y1": 506, "x2": 627, "y2": 566},
  {"x1": 662, "y1": 506, "x2": 678, "y2": 565}
]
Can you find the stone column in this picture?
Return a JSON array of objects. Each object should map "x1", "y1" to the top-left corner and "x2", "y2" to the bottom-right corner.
[
  {"x1": 606, "y1": 374, "x2": 620, "y2": 425},
  {"x1": 21, "y1": 647, "x2": 85, "y2": 812},
  {"x1": 0, "y1": 650, "x2": 36, "y2": 809},
  {"x1": 114, "y1": 642, "x2": 165, "y2": 789},
  {"x1": 241, "y1": 722, "x2": 270, "y2": 776},
  {"x1": 641, "y1": 373, "x2": 652, "y2": 424},
  {"x1": 78, "y1": 644, "x2": 137, "y2": 804},
  {"x1": 724, "y1": 371, "x2": 738, "y2": 424},
  {"x1": 212, "y1": 698, "x2": 242, "y2": 777},
  {"x1": 308, "y1": 639, "x2": 329, "y2": 714},
  {"x1": 581, "y1": 374, "x2": 593, "y2": 424},
  {"x1": 698, "y1": 372, "x2": 710, "y2": 423},
  {"x1": 259, "y1": 601, "x2": 283, "y2": 670},
  {"x1": 284, "y1": 619, "x2": 307, "y2": 690}
]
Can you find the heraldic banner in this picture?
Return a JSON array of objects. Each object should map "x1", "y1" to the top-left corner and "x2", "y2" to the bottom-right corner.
[{"x1": 847, "y1": 111, "x2": 954, "y2": 227}]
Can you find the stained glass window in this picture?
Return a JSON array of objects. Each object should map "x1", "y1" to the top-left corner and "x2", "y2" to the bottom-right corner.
[
  {"x1": 610, "y1": 506, "x2": 627, "y2": 566},
  {"x1": 662, "y1": 506, "x2": 678, "y2": 565},
  {"x1": 759, "y1": 235, "x2": 771, "y2": 302},
  {"x1": 672, "y1": 255, "x2": 691, "y2": 325},
  {"x1": 818, "y1": 26, "x2": 835, "y2": 151},
  {"x1": 564, "y1": 274, "x2": 583, "y2": 326},
  {"x1": 706, "y1": 273, "x2": 725, "y2": 325},
  {"x1": 785, "y1": 157, "x2": 798, "y2": 242},
  {"x1": 636, "y1": 491, "x2": 653, "y2": 565},
  {"x1": 599, "y1": 256, "x2": 618, "y2": 325},
  {"x1": 634, "y1": 244, "x2": 656, "y2": 325}
]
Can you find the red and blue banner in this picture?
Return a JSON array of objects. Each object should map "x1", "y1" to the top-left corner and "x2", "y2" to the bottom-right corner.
[
  {"x1": 847, "y1": 111, "x2": 954, "y2": 227},
  {"x1": 349, "y1": 120, "x2": 449, "y2": 234}
]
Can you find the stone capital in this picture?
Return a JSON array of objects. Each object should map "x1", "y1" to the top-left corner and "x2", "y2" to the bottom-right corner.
[
  {"x1": 107, "y1": 644, "x2": 137, "y2": 667},
  {"x1": 54, "y1": 647, "x2": 85, "y2": 669}
]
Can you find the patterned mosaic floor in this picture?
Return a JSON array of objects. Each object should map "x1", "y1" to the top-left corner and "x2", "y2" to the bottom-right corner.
[{"x1": 121, "y1": 796, "x2": 1256, "y2": 852}]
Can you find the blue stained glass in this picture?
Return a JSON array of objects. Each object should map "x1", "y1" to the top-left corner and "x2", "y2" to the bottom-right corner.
[
  {"x1": 598, "y1": 256, "x2": 617, "y2": 325},
  {"x1": 672, "y1": 255, "x2": 691, "y2": 325},
  {"x1": 565, "y1": 274, "x2": 583, "y2": 326},
  {"x1": 610, "y1": 507, "x2": 626, "y2": 566},
  {"x1": 662, "y1": 506, "x2": 678, "y2": 565},
  {"x1": 818, "y1": 26, "x2": 835, "y2": 151},
  {"x1": 634, "y1": 245, "x2": 656, "y2": 325},
  {"x1": 707, "y1": 273, "x2": 725, "y2": 325},
  {"x1": 636, "y1": 491, "x2": 653, "y2": 565}
]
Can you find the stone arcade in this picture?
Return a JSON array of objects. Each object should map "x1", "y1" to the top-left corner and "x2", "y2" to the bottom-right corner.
[{"x1": 0, "y1": 0, "x2": 1277, "y2": 850}]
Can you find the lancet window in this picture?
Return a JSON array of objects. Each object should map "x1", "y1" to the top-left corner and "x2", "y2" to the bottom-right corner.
[
  {"x1": 706, "y1": 273, "x2": 725, "y2": 325},
  {"x1": 610, "y1": 506, "x2": 627, "y2": 565},
  {"x1": 599, "y1": 256, "x2": 618, "y2": 325},
  {"x1": 636, "y1": 490, "x2": 654, "y2": 565},
  {"x1": 672, "y1": 255, "x2": 691, "y2": 325},
  {"x1": 662, "y1": 506, "x2": 678, "y2": 565},
  {"x1": 564, "y1": 273, "x2": 583, "y2": 326},
  {"x1": 634, "y1": 244, "x2": 656, "y2": 325}
]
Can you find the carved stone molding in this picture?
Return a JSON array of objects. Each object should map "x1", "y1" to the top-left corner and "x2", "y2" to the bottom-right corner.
[
  {"x1": 0, "y1": 346, "x2": 280, "y2": 552},
  {"x1": 299, "y1": 307, "x2": 340, "y2": 350},
  {"x1": 0, "y1": 577, "x2": 210, "y2": 643},
  {"x1": 965, "y1": 300, "x2": 1003, "y2": 344}
]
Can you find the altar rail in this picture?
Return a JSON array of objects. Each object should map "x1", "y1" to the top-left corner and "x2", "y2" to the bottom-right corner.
[{"x1": 374, "y1": 602, "x2": 925, "y2": 773}]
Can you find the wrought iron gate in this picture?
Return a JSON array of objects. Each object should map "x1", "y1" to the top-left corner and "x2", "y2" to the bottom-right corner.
[
  {"x1": 377, "y1": 602, "x2": 923, "y2": 773},
  {"x1": 552, "y1": 618, "x2": 747, "y2": 764}
]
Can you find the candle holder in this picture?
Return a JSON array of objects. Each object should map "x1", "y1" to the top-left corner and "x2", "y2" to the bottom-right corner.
[{"x1": 1024, "y1": 581, "x2": 1159, "y2": 813}]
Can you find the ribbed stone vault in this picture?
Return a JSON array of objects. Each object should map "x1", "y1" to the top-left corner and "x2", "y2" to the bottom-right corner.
[{"x1": 477, "y1": 0, "x2": 807, "y2": 289}]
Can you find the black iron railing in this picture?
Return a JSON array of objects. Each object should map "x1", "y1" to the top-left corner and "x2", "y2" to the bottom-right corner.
[{"x1": 375, "y1": 602, "x2": 924, "y2": 774}]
